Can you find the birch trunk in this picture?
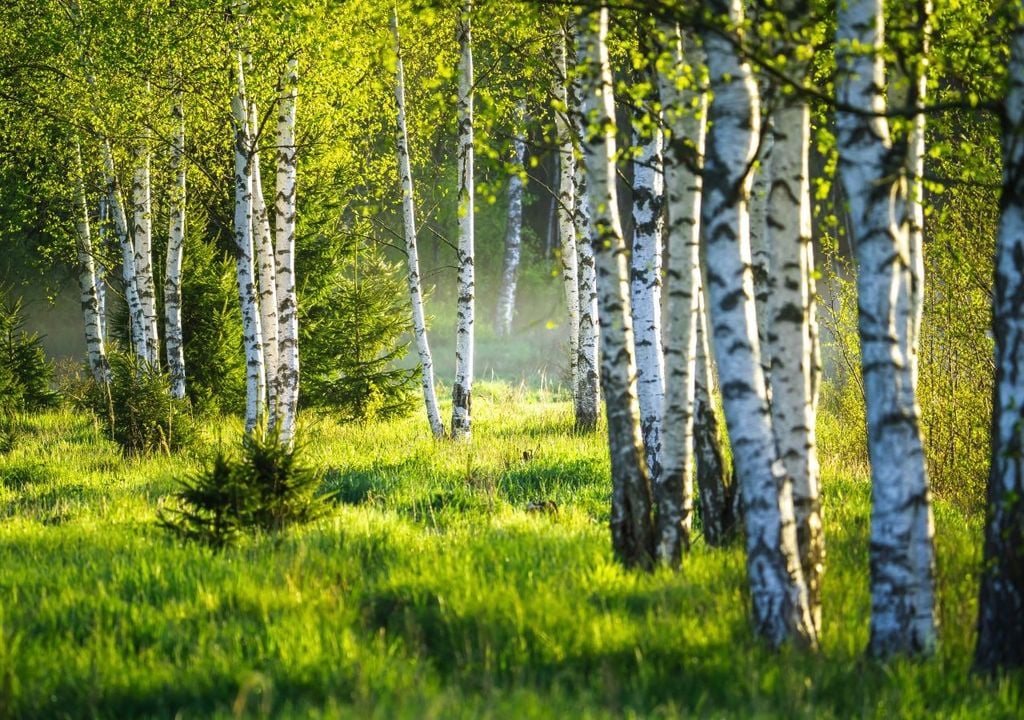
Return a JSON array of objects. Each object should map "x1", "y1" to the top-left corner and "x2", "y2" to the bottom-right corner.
[
  {"x1": 233, "y1": 54, "x2": 266, "y2": 434},
  {"x1": 569, "y1": 19, "x2": 600, "y2": 432},
  {"x1": 494, "y1": 102, "x2": 527, "y2": 339},
  {"x1": 250, "y1": 101, "x2": 279, "y2": 423},
  {"x1": 764, "y1": 0, "x2": 824, "y2": 634},
  {"x1": 391, "y1": 10, "x2": 445, "y2": 439},
  {"x1": 131, "y1": 133, "x2": 159, "y2": 366},
  {"x1": 836, "y1": 0, "x2": 936, "y2": 657},
  {"x1": 553, "y1": 34, "x2": 580, "y2": 397},
  {"x1": 165, "y1": 98, "x2": 187, "y2": 400},
  {"x1": 96, "y1": 197, "x2": 108, "y2": 342},
  {"x1": 451, "y1": 0, "x2": 475, "y2": 440},
  {"x1": 701, "y1": 0, "x2": 816, "y2": 648},
  {"x1": 275, "y1": 57, "x2": 300, "y2": 446},
  {"x1": 73, "y1": 143, "x2": 109, "y2": 384},
  {"x1": 657, "y1": 22, "x2": 705, "y2": 563},
  {"x1": 102, "y1": 142, "x2": 147, "y2": 361},
  {"x1": 975, "y1": 13, "x2": 1024, "y2": 672},
  {"x1": 749, "y1": 123, "x2": 773, "y2": 389},
  {"x1": 578, "y1": 7, "x2": 655, "y2": 569}
]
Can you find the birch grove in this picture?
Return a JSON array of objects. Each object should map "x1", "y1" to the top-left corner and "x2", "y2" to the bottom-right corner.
[
  {"x1": 391, "y1": 8, "x2": 445, "y2": 439},
  {"x1": 165, "y1": 98, "x2": 187, "y2": 400},
  {"x1": 836, "y1": 0, "x2": 936, "y2": 657},
  {"x1": 578, "y1": 7, "x2": 655, "y2": 569},
  {"x1": 451, "y1": 0, "x2": 475, "y2": 441},
  {"x1": 700, "y1": 0, "x2": 816, "y2": 648}
]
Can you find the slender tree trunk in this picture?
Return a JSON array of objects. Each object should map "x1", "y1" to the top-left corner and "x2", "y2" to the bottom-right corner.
[
  {"x1": 250, "y1": 101, "x2": 279, "y2": 423},
  {"x1": 73, "y1": 143, "x2": 109, "y2": 384},
  {"x1": 657, "y1": 22, "x2": 705, "y2": 563},
  {"x1": 391, "y1": 9, "x2": 445, "y2": 439},
  {"x1": 102, "y1": 141, "x2": 147, "y2": 361},
  {"x1": 630, "y1": 59, "x2": 666, "y2": 504},
  {"x1": 701, "y1": 0, "x2": 816, "y2": 649},
  {"x1": 165, "y1": 98, "x2": 187, "y2": 400},
  {"x1": 232, "y1": 53, "x2": 266, "y2": 434},
  {"x1": 131, "y1": 127, "x2": 159, "y2": 367},
  {"x1": 553, "y1": 32, "x2": 581, "y2": 402},
  {"x1": 578, "y1": 7, "x2": 655, "y2": 570},
  {"x1": 836, "y1": 0, "x2": 936, "y2": 657},
  {"x1": 494, "y1": 101, "x2": 527, "y2": 339},
  {"x1": 275, "y1": 56, "x2": 300, "y2": 446},
  {"x1": 96, "y1": 197, "x2": 108, "y2": 342},
  {"x1": 451, "y1": 0, "x2": 475, "y2": 440},
  {"x1": 569, "y1": 18, "x2": 600, "y2": 432},
  {"x1": 975, "y1": 12, "x2": 1024, "y2": 673}
]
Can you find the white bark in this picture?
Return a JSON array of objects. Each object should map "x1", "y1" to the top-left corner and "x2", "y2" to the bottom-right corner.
[
  {"x1": 391, "y1": 9, "x2": 445, "y2": 439},
  {"x1": 275, "y1": 57, "x2": 300, "y2": 446},
  {"x1": 701, "y1": 0, "x2": 815, "y2": 649},
  {"x1": 451, "y1": 1, "x2": 475, "y2": 440},
  {"x1": 73, "y1": 143, "x2": 109, "y2": 384},
  {"x1": 494, "y1": 102, "x2": 527, "y2": 339},
  {"x1": 657, "y1": 22, "x2": 705, "y2": 563},
  {"x1": 96, "y1": 197, "x2": 108, "y2": 342},
  {"x1": 233, "y1": 53, "x2": 266, "y2": 434},
  {"x1": 578, "y1": 7, "x2": 655, "y2": 569},
  {"x1": 250, "y1": 101, "x2": 279, "y2": 422},
  {"x1": 836, "y1": 0, "x2": 936, "y2": 657},
  {"x1": 165, "y1": 98, "x2": 187, "y2": 400},
  {"x1": 749, "y1": 122, "x2": 774, "y2": 388},
  {"x1": 131, "y1": 129, "x2": 159, "y2": 367}
]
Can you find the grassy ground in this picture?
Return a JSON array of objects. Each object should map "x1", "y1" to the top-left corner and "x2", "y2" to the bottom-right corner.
[{"x1": 0, "y1": 382, "x2": 1020, "y2": 718}]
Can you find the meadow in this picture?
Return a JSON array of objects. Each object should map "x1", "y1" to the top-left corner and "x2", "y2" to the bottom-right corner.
[{"x1": 0, "y1": 381, "x2": 1020, "y2": 719}]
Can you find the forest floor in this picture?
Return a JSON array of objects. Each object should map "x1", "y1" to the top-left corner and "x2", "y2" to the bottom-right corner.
[{"x1": 0, "y1": 383, "x2": 1021, "y2": 718}]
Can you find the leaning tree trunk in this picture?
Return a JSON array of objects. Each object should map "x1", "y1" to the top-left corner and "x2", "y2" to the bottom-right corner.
[
  {"x1": 101, "y1": 141, "x2": 147, "y2": 361},
  {"x1": 165, "y1": 98, "x2": 187, "y2": 400},
  {"x1": 553, "y1": 34, "x2": 580, "y2": 398},
  {"x1": 275, "y1": 56, "x2": 300, "y2": 446},
  {"x1": 232, "y1": 54, "x2": 266, "y2": 434},
  {"x1": 250, "y1": 101, "x2": 279, "y2": 424},
  {"x1": 578, "y1": 7, "x2": 655, "y2": 570},
  {"x1": 568, "y1": 18, "x2": 600, "y2": 433},
  {"x1": 974, "y1": 11, "x2": 1024, "y2": 674},
  {"x1": 701, "y1": 0, "x2": 816, "y2": 649},
  {"x1": 764, "y1": 0, "x2": 825, "y2": 635},
  {"x1": 630, "y1": 61, "x2": 666, "y2": 509},
  {"x1": 494, "y1": 102, "x2": 527, "y2": 339},
  {"x1": 73, "y1": 142, "x2": 109, "y2": 384},
  {"x1": 391, "y1": 9, "x2": 445, "y2": 439},
  {"x1": 836, "y1": 0, "x2": 936, "y2": 657},
  {"x1": 131, "y1": 132, "x2": 159, "y2": 367},
  {"x1": 451, "y1": 0, "x2": 475, "y2": 440},
  {"x1": 656, "y1": 22, "x2": 704, "y2": 563}
]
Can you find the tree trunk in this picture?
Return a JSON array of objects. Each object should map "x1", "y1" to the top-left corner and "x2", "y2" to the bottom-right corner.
[
  {"x1": 73, "y1": 142, "x2": 109, "y2": 384},
  {"x1": 749, "y1": 121, "x2": 773, "y2": 390},
  {"x1": 275, "y1": 56, "x2": 300, "y2": 446},
  {"x1": 578, "y1": 7, "x2": 655, "y2": 570},
  {"x1": 391, "y1": 9, "x2": 445, "y2": 439},
  {"x1": 975, "y1": 13, "x2": 1024, "y2": 673},
  {"x1": 165, "y1": 98, "x2": 187, "y2": 400},
  {"x1": 701, "y1": 0, "x2": 816, "y2": 649},
  {"x1": 232, "y1": 53, "x2": 266, "y2": 434},
  {"x1": 131, "y1": 130, "x2": 159, "y2": 367},
  {"x1": 494, "y1": 102, "x2": 527, "y2": 339},
  {"x1": 451, "y1": 0, "x2": 475, "y2": 440},
  {"x1": 250, "y1": 101, "x2": 279, "y2": 423},
  {"x1": 96, "y1": 196, "x2": 108, "y2": 342},
  {"x1": 836, "y1": 0, "x2": 936, "y2": 657},
  {"x1": 657, "y1": 22, "x2": 704, "y2": 563}
]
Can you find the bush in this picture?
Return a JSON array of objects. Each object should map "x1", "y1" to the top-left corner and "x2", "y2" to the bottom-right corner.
[
  {"x1": 90, "y1": 351, "x2": 195, "y2": 456},
  {"x1": 158, "y1": 432, "x2": 329, "y2": 548},
  {"x1": 0, "y1": 292, "x2": 58, "y2": 411}
]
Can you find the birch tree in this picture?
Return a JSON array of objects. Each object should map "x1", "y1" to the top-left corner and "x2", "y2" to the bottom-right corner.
[
  {"x1": 251, "y1": 101, "x2": 279, "y2": 420},
  {"x1": 494, "y1": 101, "x2": 527, "y2": 339},
  {"x1": 391, "y1": 8, "x2": 445, "y2": 439},
  {"x1": 73, "y1": 143, "x2": 110, "y2": 384},
  {"x1": 836, "y1": 0, "x2": 936, "y2": 657},
  {"x1": 131, "y1": 126, "x2": 160, "y2": 366},
  {"x1": 974, "y1": 6, "x2": 1024, "y2": 674},
  {"x1": 578, "y1": 7, "x2": 655, "y2": 569},
  {"x1": 701, "y1": 0, "x2": 816, "y2": 648},
  {"x1": 165, "y1": 97, "x2": 187, "y2": 400},
  {"x1": 451, "y1": 0, "x2": 475, "y2": 441},
  {"x1": 656, "y1": 22, "x2": 704, "y2": 563},
  {"x1": 275, "y1": 56, "x2": 300, "y2": 446}
]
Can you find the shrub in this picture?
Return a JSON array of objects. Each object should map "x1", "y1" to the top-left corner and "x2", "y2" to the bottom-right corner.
[
  {"x1": 0, "y1": 292, "x2": 58, "y2": 410},
  {"x1": 158, "y1": 432, "x2": 329, "y2": 548}
]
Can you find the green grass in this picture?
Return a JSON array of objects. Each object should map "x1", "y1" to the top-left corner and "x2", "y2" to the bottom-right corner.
[{"x1": 0, "y1": 382, "x2": 1020, "y2": 718}]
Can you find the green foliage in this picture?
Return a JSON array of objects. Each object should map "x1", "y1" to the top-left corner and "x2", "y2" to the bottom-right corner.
[
  {"x1": 91, "y1": 351, "x2": 195, "y2": 456},
  {"x1": 0, "y1": 292, "x2": 58, "y2": 411},
  {"x1": 158, "y1": 431, "x2": 328, "y2": 549}
]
